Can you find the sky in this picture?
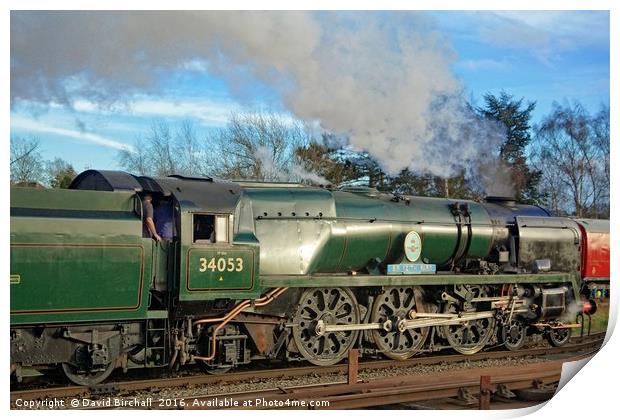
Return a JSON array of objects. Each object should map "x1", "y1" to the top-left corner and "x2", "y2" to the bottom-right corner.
[{"x1": 9, "y1": 10, "x2": 610, "y2": 174}]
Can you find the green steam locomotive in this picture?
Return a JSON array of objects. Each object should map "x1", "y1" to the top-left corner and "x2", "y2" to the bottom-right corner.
[{"x1": 10, "y1": 170, "x2": 603, "y2": 385}]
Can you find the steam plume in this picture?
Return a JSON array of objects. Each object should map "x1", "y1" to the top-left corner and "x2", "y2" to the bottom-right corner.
[
  {"x1": 11, "y1": 11, "x2": 512, "y2": 193},
  {"x1": 255, "y1": 145, "x2": 330, "y2": 185}
]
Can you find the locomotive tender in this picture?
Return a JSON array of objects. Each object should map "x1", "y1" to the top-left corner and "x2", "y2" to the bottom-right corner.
[{"x1": 10, "y1": 170, "x2": 609, "y2": 385}]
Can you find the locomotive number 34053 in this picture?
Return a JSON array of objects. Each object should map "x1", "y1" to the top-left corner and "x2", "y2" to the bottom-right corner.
[{"x1": 198, "y1": 257, "x2": 244, "y2": 273}]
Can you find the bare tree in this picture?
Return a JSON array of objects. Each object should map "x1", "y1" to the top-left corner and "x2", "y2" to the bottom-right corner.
[
  {"x1": 212, "y1": 111, "x2": 316, "y2": 182},
  {"x1": 119, "y1": 120, "x2": 211, "y2": 177},
  {"x1": 119, "y1": 135, "x2": 151, "y2": 176},
  {"x1": 174, "y1": 120, "x2": 206, "y2": 176},
  {"x1": 295, "y1": 140, "x2": 362, "y2": 186},
  {"x1": 591, "y1": 104, "x2": 610, "y2": 190},
  {"x1": 147, "y1": 121, "x2": 177, "y2": 176},
  {"x1": 10, "y1": 136, "x2": 44, "y2": 184},
  {"x1": 117, "y1": 112, "x2": 344, "y2": 185},
  {"x1": 532, "y1": 102, "x2": 609, "y2": 217}
]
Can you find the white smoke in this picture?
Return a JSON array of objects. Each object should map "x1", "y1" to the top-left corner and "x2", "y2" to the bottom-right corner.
[
  {"x1": 11, "y1": 11, "x2": 512, "y2": 193},
  {"x1": 254, "y1": 145, "x2": 330, "y2": 185}
]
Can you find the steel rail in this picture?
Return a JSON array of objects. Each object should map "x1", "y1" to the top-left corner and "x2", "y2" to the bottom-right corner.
[
  {"x1": 10, "y1": 332, "x2": 604, "y2": 404},
  {"x1": 185, "y1": 360, "x2": 567, "y2": 410}
]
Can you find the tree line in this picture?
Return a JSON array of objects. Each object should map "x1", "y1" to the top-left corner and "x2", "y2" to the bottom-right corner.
[
  {"x1": 10, "y1": 92, "x2": 610, "y2": 218},
  {"x1": 10, "y1": 136, "x2": 77, "y2": 189}
]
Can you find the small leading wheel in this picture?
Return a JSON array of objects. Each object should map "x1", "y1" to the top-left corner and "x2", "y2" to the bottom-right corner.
[
  {"x1": 61, "y1": 361, "x2": 116, "y2": 386},
  {"x1": 501, "y1": 319, "x2": 527, "y2": 351},
  {"x1": 292, "y1": 287, "x2": 360, "y2": 366},
  {"x1": 370, "y1": 286, "x2": 429, "y2": 360},
  {"x1": 548, "y1": 328, "x2": 571, "y2": 347}
]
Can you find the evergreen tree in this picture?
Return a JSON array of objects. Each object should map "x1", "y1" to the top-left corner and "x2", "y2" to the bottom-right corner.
[
  {"x1": 477, "y1": 91, "x2": 541, "y2": 203},
  {"x1": 46, "y1": 158, "x2": 77, "y2": 188}
]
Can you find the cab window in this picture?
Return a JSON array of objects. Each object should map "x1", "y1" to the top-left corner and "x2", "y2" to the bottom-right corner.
[{"x1": 193, "y1": 214, "x2": 229, "y2": 243}]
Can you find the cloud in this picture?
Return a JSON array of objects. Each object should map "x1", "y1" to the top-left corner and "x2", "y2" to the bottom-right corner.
[
  {"x1": 10, "y1": 115, "x2": 134, "y2": 151},
  {"x1": 127, "y1": 98, "x2": 237, "y2": 127},
  {"x1": 493, "y1": 11, "x2": 609, "y2": 46},
  {"x1": 457, "y1": 58, "x2": 512, "y2": 71},
  {"x1": 70, "y1": 96, "x2": 294, "y2": 128},
  {"x1": 477, "y1": 11, "x2": 609, "y2": 65},
  {"x1": 478, "y1": 15, "x2": 552, "y2": 64}
]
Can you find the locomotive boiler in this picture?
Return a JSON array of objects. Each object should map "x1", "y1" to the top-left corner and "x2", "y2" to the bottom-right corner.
[{"x1": 10, "y1": 170, "x2": 609, "y2": 385}]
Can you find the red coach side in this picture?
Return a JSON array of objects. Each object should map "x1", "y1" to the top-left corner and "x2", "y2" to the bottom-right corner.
[{"x1": 575, "y1": 219, "x2": 610, "y2": 282}]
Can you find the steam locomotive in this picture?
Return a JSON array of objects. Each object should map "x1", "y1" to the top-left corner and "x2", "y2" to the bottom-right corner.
[{"x1": 10, "y1": 170, "x2": 609, "y2": 385}]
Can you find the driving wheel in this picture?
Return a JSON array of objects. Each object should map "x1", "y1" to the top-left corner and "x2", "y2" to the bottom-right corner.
[
  {"x1": 370, "y1": 286, "x2": 429, "y2": 360},
  {"x1": 292, "y1": 287, "x2": 360, "y2": 366}
]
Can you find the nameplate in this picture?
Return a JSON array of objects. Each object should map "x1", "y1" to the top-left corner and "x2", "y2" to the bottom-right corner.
[{"x1": 386, "y1": 263, "x2": 436, "y2": 275}]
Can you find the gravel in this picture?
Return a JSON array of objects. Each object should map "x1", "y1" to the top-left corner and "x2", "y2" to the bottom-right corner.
[{"x1": 56, "y1": 354, "x2": 549, "y2": 409}]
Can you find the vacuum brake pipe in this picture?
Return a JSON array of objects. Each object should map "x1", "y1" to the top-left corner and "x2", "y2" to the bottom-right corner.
[{"x1": 191, "y1": 287, "x2": 288, "y2": 363}]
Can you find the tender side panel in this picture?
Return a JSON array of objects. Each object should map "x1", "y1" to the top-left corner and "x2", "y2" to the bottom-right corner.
[
  {"x1": 11, "y1": 244, "x2": 145, "y2": 313},
  {"x1": 10, "y1": 188, "x2": 151, "y2": 324}
]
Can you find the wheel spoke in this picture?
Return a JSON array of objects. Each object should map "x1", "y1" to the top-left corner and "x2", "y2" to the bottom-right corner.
[
  {"x1": 370, "y1": 286, "x2": 429, "y2": 360},
  {"x1": 327, "y1": 289, "x2": 339, "y2": 311},
  {"x1": 292, "y1": 288, "x2": 359, "y2": 366},
  {"x1": 316, "y1": 290, "x2": 326, "y2": 312},
  {"x1": 442, "y1": 286, "x2": 496, "y2": 355},
  {"x1": 549, "y1": 328, "x2": 570, "y2": 347},
  {"x1": 502, "y1": 319, "x2": 526, "y2": 351},
  {"x1": 402, "y1": 288, "x2": 414, "y2": 308},
  {"x1": 335, "y1": 303, "x2": 352, "y2": 320}
]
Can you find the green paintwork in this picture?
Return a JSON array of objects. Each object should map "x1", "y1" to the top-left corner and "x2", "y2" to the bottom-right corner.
[
  {"x1": 237, "y1": 187, "x2": 494, "y2": 277},
  {"x1": 186, "y1": 248, "x2": 256, "y2": 291},
  {"x1": 10, "y1": 186, "x2": 136, "y2": 212},
  {"x1": 152, "y1": 240, "x2": 171, "y2": 291},
  {"x1": 178, "y1": 212, "x2": 262, "y2": 300},
  {"x1": 10, "y1": 187, "x2": 151, "y2": 325},
  {"x1": 11, "y1": 244, "x2": 144, "y2": 312}
]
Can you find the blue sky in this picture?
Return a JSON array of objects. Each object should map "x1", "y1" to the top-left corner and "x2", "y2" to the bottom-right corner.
[{"x1": 9, "y1": 10, "x2": 610, "y2": 173}]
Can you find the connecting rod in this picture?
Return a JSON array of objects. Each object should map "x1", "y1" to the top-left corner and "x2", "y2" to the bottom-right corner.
[{"x1": 312, "y1": 311, "x2": 498, "y2": 337}]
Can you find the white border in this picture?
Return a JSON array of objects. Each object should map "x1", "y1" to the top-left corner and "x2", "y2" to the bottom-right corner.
[{"x1": 3, "y1": 2, "x2": 616, "y2": 419}]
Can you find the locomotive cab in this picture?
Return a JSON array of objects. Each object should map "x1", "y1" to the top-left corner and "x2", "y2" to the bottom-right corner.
[{"x1": 70, "y1": 170, "x2": 263, "y2": 314}]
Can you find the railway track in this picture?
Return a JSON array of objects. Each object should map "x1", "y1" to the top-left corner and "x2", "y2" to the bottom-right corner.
[
  {"x1": 10, "y1": 332, "x2": 605, "y2": 408},
  {"x1": 185, "y1": 359, "x2": 567, "y2": 410}
]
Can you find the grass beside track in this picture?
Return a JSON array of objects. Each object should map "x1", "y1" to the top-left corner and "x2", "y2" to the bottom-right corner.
[{"x1": 572, "y1": 300, "x2": 609, "y2": 336}]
